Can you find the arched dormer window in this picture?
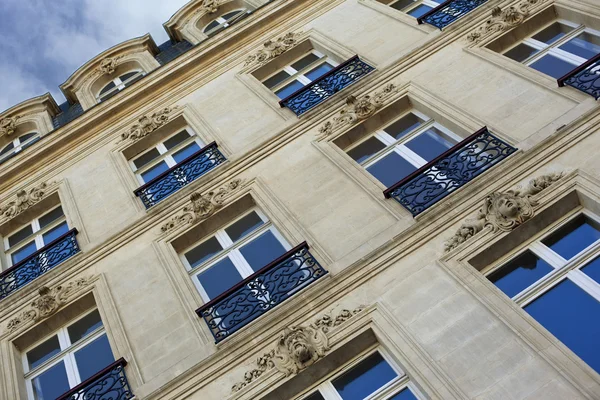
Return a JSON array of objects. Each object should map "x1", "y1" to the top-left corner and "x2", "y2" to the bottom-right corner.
[
  {"x1": 0, "y1": 131, "x2": 40, "y2": 163},
  {"x1": 203, "y1": 9, "x2": 249, "y2": 37},
  {"x1": 97, "y1": 70, "x2": 145, "y2": 103}
]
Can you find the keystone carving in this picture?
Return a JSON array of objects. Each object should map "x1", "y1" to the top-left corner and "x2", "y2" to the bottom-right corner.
[
  {"x1": 5, "y1": 276, "x2": 95, "y2": 335},
  {"x1": 0, "y1": 182, "x2": 53, "y2": 220},
  {"x1": 120, "y1": 106, "x2": 179, "y2": 142},
  {"x1": 198, "y1": 0, "x2": 221, "y2": 14},
  {"x1": 231, "y1": 307, "x2": 364, "y2": 392},
  {"x1": 444, "y1": 172, "x2": 563, "y2": 252},
  {"x1": 317, "y1": 84, "x2": 399, "y2": 140},
  {"x1": 0, "y1": 116, "x2": 20, "y2": 137},
  {"x1": 244, "y1": 32, "x2": 303, "y2": 67}
]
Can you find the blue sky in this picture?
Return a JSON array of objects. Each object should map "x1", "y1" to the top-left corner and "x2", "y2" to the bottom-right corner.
[{"x1": 0, "y1": 0, "x2": 191, "y2": 112}]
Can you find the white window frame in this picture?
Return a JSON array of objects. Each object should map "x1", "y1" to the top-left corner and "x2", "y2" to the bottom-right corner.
[
  {"x1": 388, "y1": 0, "x2": 443, "y2": 17},
  {"x1": 96, "y1": 70, "x2": 145, "y2": 103},
  {"x1": 203, "y1": 8, "x2": 249, "y2": 36},
  {"x1": 22, "y1": 309, "x2": 110, "y2": 400},
  {"x1": 179, "y1": 208, "x2": 291, "y2": 302},
  {"x1": 0, "y1": 131, "x2": 41, "y2": 162}
]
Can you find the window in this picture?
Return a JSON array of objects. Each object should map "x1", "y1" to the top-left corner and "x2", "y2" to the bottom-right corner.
[
  {"x1": 382, "y1": 0, "x2": 443, "y2": 18},
  {"x1": 23, "y1": 309, "x2": 114, "y2": 400},
  {"x1": 203, "y1": 9, "x2": 249, "y2": 37},
  {"x1": 4, "y1": 206, "x2": 68, "y2": 268},
  {"x1": 97, "y1": 70, "x2": 145, "y2": 103},
  {"x1": 502, "y1": 19, "x2": 600, "y2": 79},
  {"x1": 298, "y1": 349, "x2": 424, "y2": 400},
  {"x1": 486, "y1": 211, "x2": 600, "y2": 374},
  {"x1": 180, "y1": 209, "x2": 290, "y2": 301},
  {"x1": 339, "y1": 110, "x2": 461, "y2": 188},
  {"x1": 0, "y1": 132, "x2": 41, "y2": 163},
  {"x1": 262, "y1": 50, "x2": 339, "y2": 99}
]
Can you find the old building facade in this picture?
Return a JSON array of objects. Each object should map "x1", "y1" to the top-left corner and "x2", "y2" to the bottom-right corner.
[{"x1": 0, "y1": 0, "x2": 599, "y2": 398}]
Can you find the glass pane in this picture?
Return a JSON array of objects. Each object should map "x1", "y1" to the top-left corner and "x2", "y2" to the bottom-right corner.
[
  {"x1": 172, "y1": 142, "x2": 201, "y2": 164},
  {"x1": 41, "y1": 222, "x2": 69, "y2": 245},
  {"x1": 291, "y1": 53, "x2": 321, "y2": 71},
  {"x1": 391, "y1": 0, "x2": 416, "y2": 11},
  {"x1": 39, "y1": 207, "x2": 64, "y2": 229},
  {"x1": 27, "y1": 335, "x2": 61, "y2": 370},
  {"x1": 263, "y1": 70, "x2": 291, "y2": 89},
  {"x1": 164, "y1": 130, "x2": 192, "y2": 150},
  {"x1": 119, "y1": 71, "x2": 139, "y2": 82},
  {"x1": 405, "y1": 126, "x2": 457, "y2": 162},
  {"x1": 407, "y1": 4, "x2": 433, "y2": 18},
  {"x1": 524, "y1": 279, "x2": 600, "y2": 374},
  {"x1": 31, "y1": 361, "x2": 70, "y2": 400},
  {"x1": 20, "y1": 136, "x2": 40, "y2": 151},
  {"x1": 185, "y1": 237, "x2": 224, "y2": 269},
  {"x1": 204, "y1": 20, "x2": 221, "y2": 33},
  {"x1": 504, "y1": 43, "x2": 541, "y2": 63},
  {"x1": 304, "y1": 392, "x2": 326, "y2": 400},
  {"x1": 582, "y1": 256, "x2": 600, "y2": 285},
  {"x1": 197, "y1": 257, "x2": 244, "y2": 299},
  {"x1": 488, "y1": 251, "x2": 554, "y2": 298},
  {"x1": 384, "y1": 113, "x2": 426, "y2": 141},
  {"x1": 225, "y1": 212, "x2": 265, "y2": 243},
  {"x1": 532, "y1": 22, "x2": 574, "y2": 45},
  {"x1": 99, "y1": 81, "x2": 116, "y2": 96},
  {"x1": 133, "y1": 148, "x2": 161, "y2": 169},
  {"x1": 141, "y1": 161, "x2": 170, "y2": 183},
  {"x1": 347, "y1": 137, "x2": 387, "y2": 164},
  {"x1": 542, "y1": 215, "x2": 600, "y2": 260},
  {"x1": 68, "y1": 310, "x2": 103, "y2": 344},
  {"x1": 276, "y1": 80, "x2": 305, "y2": 99},
  {"x1": 366, "y1": 151, "x2": 417, "y2": 188},
  {"x1": 559, "y1": 31, "x2": 600, "y2": 60},
  {"x1": 11, "y1": 241, "x2": 38, "y2": 264},
  {"x1": 20, "y1": 132, "x2": 38, "y2": 142},
  {"x1": 223, "y1": 10, "x2": 243, "y2": 20},
  {"x1": 332, "y1": 352, "x2": 398, "y2": 400},
  {"x1": 74, "y1": 334, "x2": 114, "y2": 381},
  {"x1": 390, "y1": 388, "x2": 419, "y2": 400},
  {"x1": 8, "y1": 224, "x2": 34, "y2": 248},
  {"x1": 239, "y1": 230, "x2": 286, "y2": 272},
  {"x1": 305, "y1": 63, "x2": 334, "y2": 81},
  {"x1": 0, "y1": 141, "x2": 15, "y2": 156},
  {"x1": 529, "y1": 54, "x2": 577, "y2": 79}
]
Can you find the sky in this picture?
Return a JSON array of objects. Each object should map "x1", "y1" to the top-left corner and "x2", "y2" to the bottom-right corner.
[{"x1": 0, "y1": 0, "x2": 192, "y2": 113}]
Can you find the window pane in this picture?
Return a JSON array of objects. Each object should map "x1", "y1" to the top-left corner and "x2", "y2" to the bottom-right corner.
[
  {"x1": 172, "y1": 142, "x2": 201, "y2": 164},
  {"x1": 119, "y1": 71, "x2": 139, "y2": 82},
  {"x1": 407, "y1": 4, "x2": 433, "y2": 18},
  {"x1": 305, "y1": 63, "x2": 334, "y2": 82},
  {"x1": 21, "y1": 136, "x2": 40, "y2": 150},
  {"x1": 197, "y1": 257, "x2": 244, "y2": 299},
  {"x1": 141, "y1": 161, "x2": 170, "y2": 183},
  {"x1": 276, "y1": 80, "x2": 305, "y2": 99},
  {"x1": 366, "y1": 151, "x2": 417, "y2": 188},
  {"x1": 99, "y1": 81, "x2": 117, "y2": 96},
  {"x1": 263, "y1": 70, "x2": 291, "y2": 89},
  {"x1": 239, "y1": 230, "x2": 287, "y2": 272},
  {"x1": 332, "y1": 352, "x2": 398, "y2": 400},
  {"x1": 164, "y1": 130, "x2": 192, "y2": 150},
  {"x1": 391, "y1": 0, "x2": 416, "y2": 11},
  {"x1": 27, "y1": 335, "x2": 61, "y2": 370},
  {"x1": 532, "y1": 22, "x2": 575, "y2": 45},
  {"x1": 68, "y1": 310, "x2": 103, "y2": 344},
  {"x1": 31, "y1": 361, "x2": 70, "y2": 400},
  {"x1": 304, "y1": 392, "x2": 326, "y2": 400},
  {"x1": 524, "y1": 279, "x2": 600, "y2": 374},
  {"x1": 39, "y1": 206, "x2": 64, "y2": 229},
  {"x1": 581, "y1": 256, "x2": 600, "y2": 285},
  {"x1": 19, "y1": 132, "x2": 38, "y2": 142},
  {"x1": 405, "y1": 126, "x2": 457, "y2": 162},
  {"x1": 542, "y1": 215, "x2": 600, "y2": 260},
  {"x1": 11, "y1": 241, "x2": 38, "y2": 264},
  {"x1": 390, "y1": 388, "x2": 419, "y2": 400},
  {"x1": 185, "y1": 237, "x2": 224, "y2": 269},
  {"x1": 348, "y1": 137, "x2": 387, "y2": 164},
  {"x1": 504, "y1": 43, "x2": 540, "y2": 63},
  {"x1": 133, "y1": 148, "x2": 161, "y2": 170},
  {"x1": 225, "y1": 212, "x2": 265, "y2": 243},
  {"x1": 488, "y1": 251, "x2": 554, "y2": 298},
  {"x1": 291, "y1": 53, "x2": 321, "y2": 71},
  {"x1": 0, "y1": 141, "x2": 15, "y2": 156},
  {"x1": 42, "y1": 222, "x2": 69, "y2": 245},
  {"x1": 74, "y1": 334, "x2": 115, "y2": 381},
  {"x1": 8, "y1": 224, "x2": 33, "y2": 248},
  {"x1": 204, "y1": 19, "x2": 221, "y2": 33},
  {"x1": 529, "y1": 54, "x2": 577, "y2": 79},
  {"x1": 559, "y1": 31, "x2": 600, "y2": 60},
  {"x1": 384, "y1": 113, "x2": 425, "y2": 141}
]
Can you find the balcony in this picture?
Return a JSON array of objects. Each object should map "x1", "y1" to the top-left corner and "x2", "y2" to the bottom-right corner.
[
  {"x1": 279, "y1": 55, "x2": 374, "y2": 116},
  {"x1": 417, "y1": 0, "x2": 489, "y2": 29},
  {"x1": 56, "y1": 358, "x2": 133, "y2": 400},
  {"x1": 0, "y1": 229, "x2": 80, "y2": 300},
  {"x1": 134, "y1": 142, "x2": 226, "y2": 208},
  {"x1": 558, "y1": 53, "x2": 600, "y2": 99},
  {"x1": 383, "y1": 127, "x2": 516, "y2": 216},
  {"x1": 196, "y1": 242, "x2": 328, "y2": 343}
]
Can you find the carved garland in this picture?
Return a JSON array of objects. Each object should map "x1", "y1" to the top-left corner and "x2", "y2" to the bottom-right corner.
[
  {"x1": 244, "y1": 32, "x2": 304, "y2": 67},
  {"x1": 231, "y1": 307, "x2": 364, "y2": 393},
  {"x1": 0, "y1": 116, "x2": 20, "y2": 138},
  {"x1": 0, "y1": 182, "x2": 55, "y2": 221},
  {"x1": 120, "y1": 106, "x2": 179, "y2": 143},
  {"x1": 444, "y1": 172, "x2": 563, "y2": 252}
]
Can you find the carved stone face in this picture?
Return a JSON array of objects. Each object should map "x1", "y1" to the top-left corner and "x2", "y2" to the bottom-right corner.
[
  {"x1": 494, "y1": 194, "x2": 520, "y2": 219},
  {"x1": 284, "y1": 330, "x2": 314, "y2": 365}
]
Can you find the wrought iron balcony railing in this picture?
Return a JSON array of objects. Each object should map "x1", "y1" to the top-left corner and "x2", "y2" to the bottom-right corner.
[
  {"x1": 56, "y1": 358, "x2": 133, "y2": 400},
  {"x1": 417, "y1": 0, "x2": 489, "y2": 29},
  {"x1": 134, "y1": 142, "x2": 226, "y2": 208},
  {"x1": 196, "y1": 242, "x2": 328, "y2": 342},
  {"x1": 0, "y1": 228, "x2": 80, "y2": 300},
  {"x1": 557, "y1": 53, "x2": 600, "y2": 99},
  {"x1": 383, "y1": 127, "x2": 516, "y2": 216},
  {"x1": 279, "y1": 55, "x2": 374, "y2": 116}
]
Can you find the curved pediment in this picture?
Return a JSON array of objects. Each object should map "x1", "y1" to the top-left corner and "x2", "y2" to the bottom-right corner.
[{"x1": 0, "y1": 93, "x2": 60, "y2": 139}]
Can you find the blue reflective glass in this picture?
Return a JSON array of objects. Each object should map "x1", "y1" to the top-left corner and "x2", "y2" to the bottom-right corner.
[
  {"x1": 305, "y1": 63, "x2": 334, "y2": 81},
  {"x1": 581, "y1": 256, "x2": 600, "y2": 285},
  {"x1": 12, "y1": 241, "x2": 37, "y2": 264},
  {"x1": 405, "y1": 127, "x2": 456, "y2": 162},
  {"x1": 141, "y1": 161, "x2": 170, "y2": 183},
  {"x1": 68, "y1": 310, "x2": 103, "y2": 344},
  {"x1": 276, "y1": 81, "x2": 305, "y2": 99},
  {"x1": 532, "y1": 22, "x2": 573, "y2": 45},
  {"x1": 32, "y1": 361, "x2": 70, "y2": 400},
  {"x1": 74, "y1": 334, "x2": 115, "y2": 381},
  {"x1": 542, "y1": 215, "x2": 600, "y2": 260},
  {"x1": 347, "y1": 137, "x2": 386, "y2": 164},
  {"x1": 198, "y1": 257, "x2": 244, "y2": 299},
  {"x1": 27, "y1": 335, "x2": 62, "y2": 370},
  {"x1": 530, "y1": 54, "x2": 577, "y2": 79},
  {"x1": 239, "y1": 230, "x2": 286, "y2": 272},
  {"x1": 332, "y1": 352, "x2": 398, "y2": 400},
  {"x1": 367, "y1": 152, "x2": 417, "y2": 188},
  {"x1": 384, "y1": 113, "x2": 425, "y2": 141},
  {"x1": 390, "y1": 387, "x2": 419, "y2": 400},
  {"x1": 559, "y1": 31, "x2": 600, "y2": 60},
  {"x1": 173, "y1": 143, "x2": 201, "y2": 164},
  {"x1": 407, "y1": 4, "x2": 433, "y2": 18},
  {"x1": 186, "y1": 237, "x2": 223, "y2": 269},
  {"x1": 525, "y1": 279, "x2": 600, "y2": 374},
  {"x1": 488, "y1": 251, "x2": 554, "y2": 298},
  {"x1": 42, "y1": 222, "x2": 69, "y2": 245},
  {"x1": 226, "y1": 212, "x2": 264, "y2": 243}
]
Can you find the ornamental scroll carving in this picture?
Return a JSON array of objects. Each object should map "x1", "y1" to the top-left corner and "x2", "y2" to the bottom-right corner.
[
  {"x1": 317, "y1": 84, "x2": 399, "y2": 140},
  {"x1": 5, "y1": 276, "x2": 95, "y2": 335},
  {"x1": 0, "y1": 182, "x2": 54, "y2": 221},
  {"x1": 444, "y1": 172, "x2": 563, "y2": 252},
  {"x1": 120, "y1": 106, "x2": 179, "y2": 142},
  {"x1": 0, "y1": 116, "x2": 20, "y2": 137},
  {"x1": 244, "y1": 32, "x2": 303, "y2": 67},
  {"x1": 97, "y1": 56, "x2": 124, "y2": 75},
  {"x1": 160, "y1": 179, "x2": 246, "y2": 233},
  {"x1": 197, "y1": 0, "x2": 221, "y2": 14},
  {"x1": 231, "y1": 307, "x2": 364, "y2": 393}
]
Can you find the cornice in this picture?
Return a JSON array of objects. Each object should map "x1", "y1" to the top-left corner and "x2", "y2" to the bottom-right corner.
[{"x1": 0, "y1": 93, "x2": 60, "y2": 123}]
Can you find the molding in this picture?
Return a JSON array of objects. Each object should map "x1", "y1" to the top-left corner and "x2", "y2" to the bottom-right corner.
[
  {"x1": 244, "y1": 31, "x2": 304, "y2": 67},
  {"x1": 120, "y1": 105, "x2": 180, "y2": 143},
  {"x1": 0, "y1": 181, "x2": 57, "y2": 222}
]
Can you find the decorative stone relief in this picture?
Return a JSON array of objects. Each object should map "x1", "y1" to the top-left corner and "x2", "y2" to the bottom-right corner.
[
  {"x1": 231, "y1": 307, "x2": 364, "y2": 392},
  {"x1": 317, "y1": 84, "x2": 399, "y2": 140},
  {"x1": 198, "y1": 0, "x2": 221, "y2": 14},
  {"x1": 0, "y1": 116, "x2": 20, "y2": 137},
  {"x1": 466, "y1": 0, "x2": 549, "y2": 44},
  {"x1": 444, "y1": 172, "x2": 563, "y2": 252},
  {"x1": 120, "y1": 106, "x2": 179, "y2": 142},
  {"x1": 244, "y1": 32, "x2": 303, "y2": 67},
  {"x1": 160, "y1": 179, "x2": 246, "y2": 233},
  {"x1": 97, "y1": 56, "x2": 123, "y2": 75},
  {"x1": 5, "y1": 276, "x2": 95, "y2": 335},
  {"x1": 0, "y1": 182, "x2": 54, "y2": 220}
]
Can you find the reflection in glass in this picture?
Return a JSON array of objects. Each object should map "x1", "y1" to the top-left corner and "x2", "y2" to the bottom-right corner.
[
  {"x1": 532, "y1": 22, "x2": 574, "y2": 44},
  {"x1": 141, "y1": 161, "x2": 170, "y2": 183},
  {"x1": 198, "y1": 257, "x2": 244, "y2": 299},
  {"x1": 407, "y1": 4, "x2": 433, "y2": 18},
  {"x1": 542, "y1": 215, "x2": 600, "y2": 260},
  {"x1": 348, "y1": 137, "x2": 386, "y2": 164},
  {"x1": 559, "y1": 31, "x2": 600, "y2": 60},
  {"x1": 68, "y1": 310, "x2": 103, "y2": 344},
  {"x1": 8, "y1": 225, "x2": 34, "y2": 247},
  {"x1": 12, "y1": 241, "x2": 38, "y2": 264},
  {"x1": 31, "y1": 361, "x2": 70, "y2": 400},
  {"x1": 276, "y1": 81, "x2": 305, "y2": 99},
  {"x1": 164, "y1": 130, "x2": 191, "y2": 150},
  {"x1": 263, "y1": 71, "x2": 291, "y2": 89},
  {"x1": 332, "y1": 352, "x2": 398, "y2": 400},
  {"x1": 226, "y1": 212, "x2": 264, "y2": 243},
  {"x1": 581, "y1": 256, "x2": 600, "y2": 285},
  {"x1": 504, "y1": 43, "x2": 540, "y2": 63},
  {"x1": 74, "y1": 334, "x2": 114, "y2": 381},
  {"x1": 186, "y1": 237, "x2": 224, "y2": 269},
  {"x1": 305, "y1": 63, "x2": 334, "y2": 81},
  {"x1": 42, "y1": 222, "x2": 69, "y2": 244},
  {"x1": 291, "y1": 54, "x2": 321, "y2": 71},
  {"x1": 529, "y1": 54, "x2": 577, "y2": 79},
  {"x1": 367, "y1": 152, "x2": 417, "y2": 187},
  {"x1": 173, "y1": 143, "x2": 201, "y2": 164},
  {"x1": 239, "y1": 230, "x2": 286, "y2": 272},
  {"x1": 27, "y1": 336, "x2": 62, "y2": 370},
  {"x1": 405, "y1": 127, "x2": 456, "y2": 162},
  {"x1": 303, "y1": 392, "x2": 326, "y2": 400},
  {"x1": 39, "y1": 207, "x2": 64, "y2": 229},
  {"x1": 390, "y1": 388, "x2": 419, "y2": 400},
  {"x1": 384, "y1": 113, "x2": 425, "y2": 141},
  {"x1": 488, "y1": 251, "x2": 553, "y2": 298},
  {"x1": 134, "y1": 148, "x2": 161, "y2": 169}
]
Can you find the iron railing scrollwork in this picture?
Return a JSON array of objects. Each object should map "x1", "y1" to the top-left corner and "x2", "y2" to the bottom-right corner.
[
  {"x1": 279, "y1": 55, "x2": 374, "y2": 116},
  {"x1": 417, "y1": 0, "x2": 489, "y2": 29},
  {"x1": 134, "y1": 142, "x2": 226, "y2": 208},
  {"x1": 56, "y1": 358, "x2": 133, "y2": 400},
  {"x1": 0, "y1": 229, "x2": 80, "y2": 300},
  {"x1": 384, "y1": 127, "x2": 517, "y2": 216},
  {"x1": 558, "y1": 53, "x2": 600, "y2": 99},
  {"x1": 196, "y1": 242, "x2": 328, "y2": 342}
]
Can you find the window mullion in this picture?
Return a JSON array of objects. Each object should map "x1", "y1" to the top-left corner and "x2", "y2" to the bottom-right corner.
[
  {"x1": 320, "y1": 381, "x2": 343, "y2": 400},
  {"x1": 529, "y1": 242, "x2": 566, "y2": 269},
  {"x1": 568, "y1": 270, "x2": 600, "y2": 302},
  {"x1": 230, "y1": 249, "x2": 255, "y2": 278},
  {"x1": 394, "y1": 145, "x2": 426, "y2": 168}
]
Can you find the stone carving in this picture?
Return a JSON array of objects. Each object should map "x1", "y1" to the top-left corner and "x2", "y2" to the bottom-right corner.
[
  {"x1": 244, "y1": 32, "x2": 303, "y2": 67},
  {"x1": 466, "y1": 0, "x2": 548, "y2": 44},
  {"x1": 317, "y1": 84, "x2": 399, "y2": 140},
  {"x1": 231, "y1": 307, "x2": 364, "y2": 392},
  {"x1": 98, "y1": 57, "x2": 122, "y2": 75},
  {"x1": 5, "y1": 276, "x2": 95, "y2": 335},
  {"x1": 444, "y1": 172, "x2": 563, "y2": 252},
  {"x1": 0, "y1": 182, "x2": 51, "y2": 220},
  {"x1": 120, "y1": 106, "x2": 179, "y2": 142},
  {"x1": 160, "y1": 179, "x2": 246, "y2": 233},
  {"x1": 198, "y1": 0, "x2": 221, "y2": 14},
  {"x1": 0, "y1": 116, "x2": 20, "y2": 137}
]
